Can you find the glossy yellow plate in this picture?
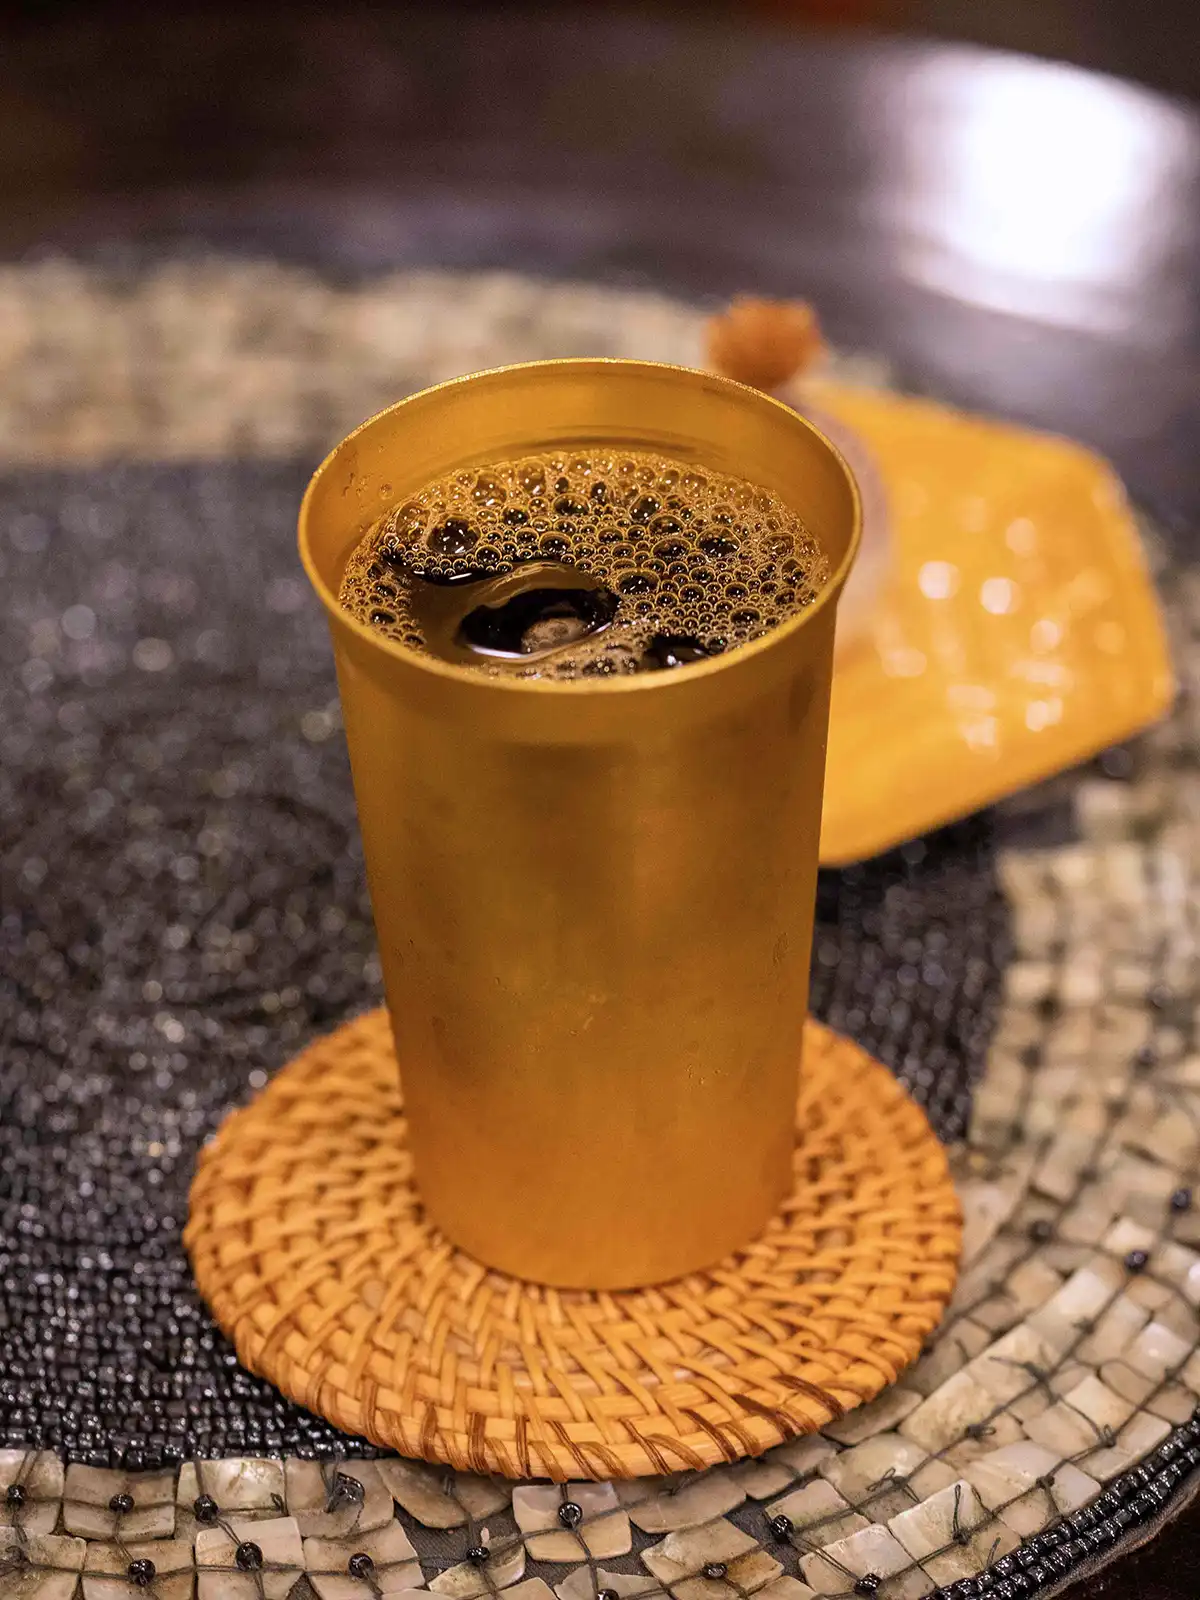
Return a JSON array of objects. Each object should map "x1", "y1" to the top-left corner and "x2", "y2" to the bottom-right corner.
[{"x1": 815, "y1": 384, "x2": 1174, "y2": 866}]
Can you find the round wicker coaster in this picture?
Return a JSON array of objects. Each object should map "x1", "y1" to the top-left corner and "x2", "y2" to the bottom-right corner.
[{"x1": 185, "y1": 1009, "x2": 961, "y2": 1480}]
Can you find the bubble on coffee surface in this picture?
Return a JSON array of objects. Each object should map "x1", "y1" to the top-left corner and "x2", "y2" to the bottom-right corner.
[{"x1": 338, "y1": 449, "x2": 829, "y2": 677}]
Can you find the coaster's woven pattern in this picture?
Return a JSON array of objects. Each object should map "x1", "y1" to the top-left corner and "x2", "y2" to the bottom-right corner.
[{"x1": 186, "y1": 1010, "x2": 961, "y2": 1480}]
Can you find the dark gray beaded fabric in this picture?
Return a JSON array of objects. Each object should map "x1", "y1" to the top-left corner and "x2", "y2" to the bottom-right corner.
[
  {"x1": 1, "y1": 247, "x2": 1199, "y2": 1598},
  {"x1": 0, "y1": 460, "x2": 1003, "y2": 1470}
]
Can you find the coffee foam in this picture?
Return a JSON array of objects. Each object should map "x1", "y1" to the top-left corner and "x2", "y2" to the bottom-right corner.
[{"x1": 338, "y1": 448, "x2": 829, "y2": 677}]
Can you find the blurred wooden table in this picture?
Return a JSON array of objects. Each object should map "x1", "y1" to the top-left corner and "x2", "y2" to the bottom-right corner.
[
  {"x1": 6, "y1": 5, "x2": 1200, "y2": 1593},
  {"x1": 7, "y1": 3, "x2": 1200, "y2": 527}
]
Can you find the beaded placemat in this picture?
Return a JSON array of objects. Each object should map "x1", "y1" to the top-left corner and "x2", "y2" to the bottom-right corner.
[
  {"x1": 185, "y1": 1011, "x2": 960, "y2": 1482},
  {"x1": 2, "y1": 257, "x2": 1200, "y2": 1599}
]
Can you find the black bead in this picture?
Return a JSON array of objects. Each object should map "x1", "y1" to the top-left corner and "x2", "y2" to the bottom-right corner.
[
  {"x1": 557, "y1": 1501, "x2": 584, "y2": 1529},
  {"x1": 853, "y1": 1579, "x2": 881, "y2": 1598},
  {"x1": 768, "y1": 1513, "x2": 793, "y2": 1540},
  {"x1": 1028, "y1": 1218, "x2": 1054, "y2": 1242},
  {"x1": 333, "y1": 1473, "x2": 364, "y2": 1504},
  {"x1": 193, "y1": 1495, "x2": 219, "y2": 1523},
  {"x1": 110, "y1": 1492, "x2": 135, "y2": 1515},
  {"x1": 1125, "y1": 1248, "x2": 1150, "y2": 1272},
  {"x1": 1099, "y1": 745, "x2": 1134, "y2": 779},
  {"x1": 5, "y1": 1483, "x2": 26, "y2": 1508},
  {"x1": 347, "y1": 1554, "x2": 375, "y2": 1581},
  {"x1": 127, "y1": 1559, "x2": 156, "y2": 1587},
  {"x1": 597, "y1": 1591, "x2": 619, "y2": 1600},
  {"x1": 235, "y1": 1542, "x2": 264, "y2": 1572},
  {"x1": 1171, "y1": 1187, "x2": 1193, "y2": 1212},
  {"x1": 702, "y1": 1564, "x2": 728, "y2": 1581},
  {"x1": 466, "y1": 1546, "x2": 490, "y2": 1566}
]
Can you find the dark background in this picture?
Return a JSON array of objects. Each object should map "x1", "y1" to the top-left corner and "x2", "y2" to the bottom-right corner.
[{"x1": 4, "y1": 0, "x2": 1200, "y2": 226}]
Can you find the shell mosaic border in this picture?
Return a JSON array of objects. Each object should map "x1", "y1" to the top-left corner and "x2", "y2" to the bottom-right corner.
[
  {"x1": 3, "y1": 1425, "x2": 1200, "y2": 1600},
  {"x1": 4, "y1": 259, "x2": 1200, "y2": 1598}
]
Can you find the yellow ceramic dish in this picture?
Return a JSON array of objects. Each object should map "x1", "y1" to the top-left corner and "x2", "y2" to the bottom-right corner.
[{"x1": 814, "y1": 383, "x2": 1174, "y2": 865}]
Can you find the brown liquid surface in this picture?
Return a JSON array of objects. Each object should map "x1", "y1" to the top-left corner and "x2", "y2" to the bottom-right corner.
[{"x1": 338, "y1": 448, "x2": 829, "y2": 677}]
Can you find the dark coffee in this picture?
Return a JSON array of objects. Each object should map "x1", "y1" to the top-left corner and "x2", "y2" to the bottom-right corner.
[{"x1": 338, "y1": 448, "x2": 828, "y2": 677}]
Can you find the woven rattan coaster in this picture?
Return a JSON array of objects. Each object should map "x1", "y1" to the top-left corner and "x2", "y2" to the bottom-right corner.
[{"x1": 186, "y1": 1009, "x2": 961, "y2": 1480}]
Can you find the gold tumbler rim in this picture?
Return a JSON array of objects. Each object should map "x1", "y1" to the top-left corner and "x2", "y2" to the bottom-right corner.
[{"x1": 298, "y1": 357, "x2": 861, "y2": 696}]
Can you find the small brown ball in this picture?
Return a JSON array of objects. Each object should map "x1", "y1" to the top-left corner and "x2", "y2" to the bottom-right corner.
[{"x1": 704, "y1": 296, "x2": 826, "y2": 392}]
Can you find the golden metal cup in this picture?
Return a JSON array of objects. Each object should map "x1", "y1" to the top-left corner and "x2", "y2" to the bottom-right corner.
[{"x1": 299, "y1": 359, "x2": 860, "y2": 1289}]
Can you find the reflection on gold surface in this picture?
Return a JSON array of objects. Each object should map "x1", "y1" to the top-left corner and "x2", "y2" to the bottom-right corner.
[{"x1": 818, "y1": 383, "x2": 1173, "y2": 865}]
